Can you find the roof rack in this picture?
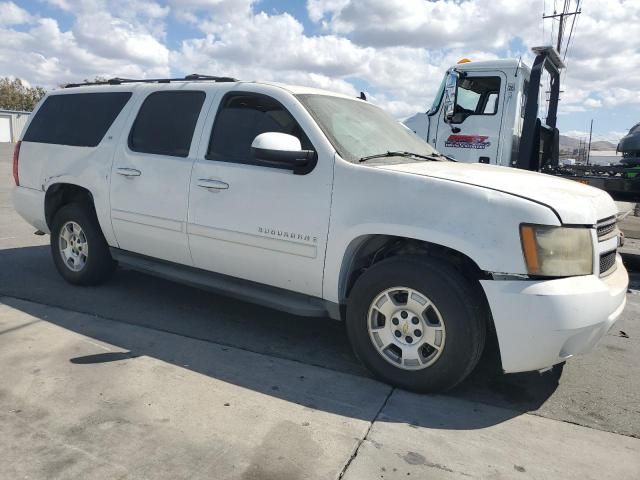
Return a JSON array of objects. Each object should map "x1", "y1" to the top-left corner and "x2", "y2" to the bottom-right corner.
[{"x1": 64, "y1": 74, "x2": 238, "y2": 88}]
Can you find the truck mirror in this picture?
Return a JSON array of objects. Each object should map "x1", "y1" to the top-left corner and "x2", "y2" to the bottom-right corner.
[
  {"x1": 443, "y1": 70, "x2": 459, "y2": 123},
  {"x1": 251, "y1": 132, "x2": 317, "y2": 175}
]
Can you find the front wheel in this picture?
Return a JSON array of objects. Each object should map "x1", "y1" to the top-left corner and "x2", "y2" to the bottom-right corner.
[
  {"x1": 346, "y1": 255, "x2": 487, "y2": 392},
  {"x1": 50, "y1": 203, "x2": 116, "y2": 285}
]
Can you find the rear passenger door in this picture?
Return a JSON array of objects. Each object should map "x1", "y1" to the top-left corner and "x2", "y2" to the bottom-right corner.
[{"x1": 110, "y1": 88, "x2": 208, "y2": 265}]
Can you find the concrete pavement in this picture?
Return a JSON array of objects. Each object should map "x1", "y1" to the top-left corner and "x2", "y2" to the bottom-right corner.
[{"x1": 2, "y1": 298, "x2": 639, "y2": 479}]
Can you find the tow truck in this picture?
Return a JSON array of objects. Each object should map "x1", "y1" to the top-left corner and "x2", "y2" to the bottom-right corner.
[{"x1": 404, "y1": 46, "x2": 640, "y2": 202}]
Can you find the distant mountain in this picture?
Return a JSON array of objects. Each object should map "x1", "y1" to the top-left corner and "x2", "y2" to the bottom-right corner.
[
  {"x1": 559, "y1": 135, "x2": 616, "y2": 152},
  {"x1": 591, "y1": 140, "x2": 618, "y2": 151}
]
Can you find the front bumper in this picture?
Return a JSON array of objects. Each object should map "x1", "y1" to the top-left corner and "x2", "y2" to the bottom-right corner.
[{"x1": 480, "y1": 255, "x2": 628, "y2": 373}]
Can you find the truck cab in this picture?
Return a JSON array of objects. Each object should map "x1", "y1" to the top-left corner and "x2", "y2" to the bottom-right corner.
[{"x1": 405, "y1": 47, "x2": 563, "y2": 170}]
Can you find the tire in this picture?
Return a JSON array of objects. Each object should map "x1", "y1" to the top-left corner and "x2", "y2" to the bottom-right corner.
[
  {"x1": 50, "y1": 202, "x2": 116, "y2": 285},
  {"x1": 346, "y1": 255, "x2": 486, "y2": 393}
]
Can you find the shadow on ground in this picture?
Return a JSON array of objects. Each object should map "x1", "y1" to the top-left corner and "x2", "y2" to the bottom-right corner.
[{"x1": 0, "y1": 245, "x2": 564, "y2": 429}]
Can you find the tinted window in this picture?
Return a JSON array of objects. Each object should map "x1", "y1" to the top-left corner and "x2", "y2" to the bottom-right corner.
[
  {"x1": 23, "y1": 92, "x2": 131, "y2": 147},
  {"x1": 129, "y1": 91, "x2": 205, "y2": 157},
  {"x1": 207, "y1": 93, "x2": 312, "y2": 163}
]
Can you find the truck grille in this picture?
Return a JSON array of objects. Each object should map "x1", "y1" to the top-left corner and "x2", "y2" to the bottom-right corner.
[
  {"x1": 599, "y1": 250, "x2": 617, "y2": 276},
  {"x1": 596, "y1": 216, "x2": 618, "y2": 276},
  {"x1": 596, "y1": 216, "x2": 617, "y2": 240}
]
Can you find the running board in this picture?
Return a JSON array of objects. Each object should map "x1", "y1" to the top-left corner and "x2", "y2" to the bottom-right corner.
[{"x1": 109, "y1": 248, "x2": 339, "y2": 319}]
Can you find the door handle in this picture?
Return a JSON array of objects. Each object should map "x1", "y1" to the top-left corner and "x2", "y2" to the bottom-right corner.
[
  {"x1": 116, "y1": 167, "x2": 142, "y2": 177},
  {"x1": 197, "y1": 179, "x2": 229, "y2": 190}
]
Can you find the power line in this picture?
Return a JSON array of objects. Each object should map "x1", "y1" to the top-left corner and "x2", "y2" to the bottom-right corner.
[
  {"x1": 542, "y1": 0, "x2": 545, "y2": 43},
  {"x1": 543, "y1": 1, "x2": 581, "y2": 53},
  {"x1": 563, "y1": 0, "x2": 581, "y2": 61}
]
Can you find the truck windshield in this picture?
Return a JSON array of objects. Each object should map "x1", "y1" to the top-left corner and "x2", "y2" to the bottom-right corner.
[
  {"x1": 428, "y1": 74, "x2": 447, "y2": 114},
  {"x1": 296, "y1": 94, "x2": 438, "y2": 164}
]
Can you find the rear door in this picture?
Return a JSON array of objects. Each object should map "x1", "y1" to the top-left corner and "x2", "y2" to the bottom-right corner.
[
  {"x1": 434, "y1": 72, "x2": 506, "y2": 164},
  {"x1": 109, "y1": 88, "x2": 208, "y2": 265}
]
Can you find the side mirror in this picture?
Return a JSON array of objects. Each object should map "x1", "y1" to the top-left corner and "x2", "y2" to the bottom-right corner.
[
  {"x1": 443, "y1": 70, "x2": 459, "y2": 123},
  {"x1": 251, "y1": 132, "x2": 316, "y2": 175}
]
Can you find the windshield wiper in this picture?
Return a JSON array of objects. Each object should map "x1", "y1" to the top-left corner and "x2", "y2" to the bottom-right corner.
[{"x1": 358, "y1": 151, "x2": 445, "y2": 163}]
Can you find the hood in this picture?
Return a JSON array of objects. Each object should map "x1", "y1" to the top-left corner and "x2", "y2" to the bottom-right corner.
[{"x1": 378, "y1": 162, "x2": 617, "y2": 225}]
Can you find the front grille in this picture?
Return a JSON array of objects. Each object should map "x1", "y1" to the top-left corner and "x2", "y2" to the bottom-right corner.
[
  {"x1": 599, "y1": 250, "x2": 617, "y2": 276},
  {"x1": 596, "y1": 216, "x2": 617, "y2": 240}
]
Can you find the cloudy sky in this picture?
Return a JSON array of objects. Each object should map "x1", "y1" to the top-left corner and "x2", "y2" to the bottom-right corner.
[{"x1": 1, "y1": 0, "x2": 638, "y2": 142}]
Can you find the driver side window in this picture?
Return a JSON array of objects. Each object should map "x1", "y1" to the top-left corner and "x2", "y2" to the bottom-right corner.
[
  {"x1": 452, "y1": 76, "x2": 500, "y2": 124},
  {"x1": 206, "y1": 93, "x2": 313, "y2": 166}
]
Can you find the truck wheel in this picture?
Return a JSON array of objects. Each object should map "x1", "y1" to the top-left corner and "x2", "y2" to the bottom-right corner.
[
  {"x1": 346, "y1": 255, "x2": 486, "y2": 392},
  {"x1": 50, "y1": 203, "x2": 116, "y2": 285}
]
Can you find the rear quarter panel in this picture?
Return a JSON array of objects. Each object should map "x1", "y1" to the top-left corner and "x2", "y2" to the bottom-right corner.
[{"x1": 18, "y1": 89, "x2": 137, "y2": 246}]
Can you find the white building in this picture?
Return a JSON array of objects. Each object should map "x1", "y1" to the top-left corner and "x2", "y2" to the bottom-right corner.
[
  {"x1": 0, "y1": 110, "x2": 30, "y2": 143},
  {"x1": 588, "y1": 150, "x2": 621, "y2": 165}
]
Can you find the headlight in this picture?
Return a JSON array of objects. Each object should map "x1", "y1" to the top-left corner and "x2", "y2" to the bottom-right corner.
[{"x1": 520, "y1": 224, "x2": 593, "y2": 277}]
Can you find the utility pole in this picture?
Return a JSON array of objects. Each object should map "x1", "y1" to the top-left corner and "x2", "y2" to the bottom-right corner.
[
  {"x1": 587, "y1": 119, "x2": 593, "y2": 165},
  {"x1": 543, "y1": 2, "x2": 581, "y2": 53}
]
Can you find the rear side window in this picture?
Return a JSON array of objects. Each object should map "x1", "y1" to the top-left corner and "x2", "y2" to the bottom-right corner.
[
  {"x1": 23, "y1": 92, "x2": 131, "y2": 147},
  {"x1": 129, "y1": 90, "x2": 205, "y2": 157}
]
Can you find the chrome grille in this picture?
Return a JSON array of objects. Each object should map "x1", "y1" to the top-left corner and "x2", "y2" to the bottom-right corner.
[
  {"x1": 596, "y1": 216, "x2": 619, "y2": 276},
  {"x1": 596, "y1": 216, "x2": 617, "y2": 240},
  {"x1": 599, "y1": 250, "x2": 617, "y2": 276}
]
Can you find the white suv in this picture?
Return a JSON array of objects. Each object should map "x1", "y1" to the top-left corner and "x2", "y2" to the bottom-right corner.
[{"x1": 12, "y1": 76, "x2": 628, "y2": 392}]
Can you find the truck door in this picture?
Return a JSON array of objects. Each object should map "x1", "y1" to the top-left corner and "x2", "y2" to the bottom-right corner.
[
  {"x1": 434, "y1": 72, "x2": 506, "y2": 165},
  {"x1": 187, "y1": 90, "x2": 333, "y2": 298}
]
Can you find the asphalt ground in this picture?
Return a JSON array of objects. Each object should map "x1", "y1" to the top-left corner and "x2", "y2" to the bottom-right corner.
[{"x1": 1, "y1": 143, "x2": 639, "y2": 479}]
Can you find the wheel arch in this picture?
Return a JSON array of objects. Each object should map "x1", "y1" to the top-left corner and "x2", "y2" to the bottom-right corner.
[
  {"x1": 45, "y1": 183, "x2": 96, "y2": 230},
  {"x1": 338, "y1": 234, "x2": 490, "y2": 303}
]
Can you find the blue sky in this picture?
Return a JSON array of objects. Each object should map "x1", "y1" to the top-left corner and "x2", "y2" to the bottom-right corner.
[{"x1": 1, "y1": 0, "x2": 638, "y2": 142}]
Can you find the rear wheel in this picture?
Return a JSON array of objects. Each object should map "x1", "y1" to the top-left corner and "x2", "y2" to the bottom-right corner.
[
  {"x1": 50, "y1": 203, "x2": 115, "y2": 285},
  {"x1": 346, "y1": 255, "x2": 486, "y2": 392}
]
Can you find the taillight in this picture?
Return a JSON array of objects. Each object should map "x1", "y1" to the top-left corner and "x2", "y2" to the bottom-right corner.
[{"x1": 12, "y1": 140, "x2": 21, "y2": 186}]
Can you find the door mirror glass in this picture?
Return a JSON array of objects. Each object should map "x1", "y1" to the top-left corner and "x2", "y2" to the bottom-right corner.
[
  {"x1": 251, "y1": 132, "x2": 316, "y2": 174},
  {"x1": 443, "y1": 70, "x2": 459, "y2": 123}
]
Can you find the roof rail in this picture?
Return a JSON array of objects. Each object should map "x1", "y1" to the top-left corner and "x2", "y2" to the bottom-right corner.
[{"x1": 64, "y1": 74, "x2": 238, "y2": 88}]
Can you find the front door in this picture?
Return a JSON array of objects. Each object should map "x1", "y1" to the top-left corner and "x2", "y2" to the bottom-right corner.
[
  {"x1": 187, "y1": 90, "x2": 333, "y2": 297},
  {"x1": 110, "y1": 89, "x2": 208, "y2": 265},
  {"x1": 434, "y1": 72, "x2": 506, "y2": 165}
]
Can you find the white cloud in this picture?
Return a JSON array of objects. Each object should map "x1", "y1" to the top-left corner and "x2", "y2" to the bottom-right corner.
[
  {"x1": 0, "y1": 1, "x2": 171, "y2": 87},
  {"x1": 0, "y1": 1, "x2": 33, "y2": 25},
  {"x1": 306, "y1": 0, "x2": 350, "y2": 23},
  {"x1": 307, "y1": 0, "x2": 541, "y2": 50}
]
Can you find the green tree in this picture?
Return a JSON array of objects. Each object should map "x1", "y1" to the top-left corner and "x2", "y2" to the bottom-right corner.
[{"x1": 0, "y1": 77, "x2": 46, "y2": 111}]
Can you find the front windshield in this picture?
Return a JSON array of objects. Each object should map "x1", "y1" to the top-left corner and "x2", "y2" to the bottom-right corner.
[
  {"x1": 428, "y1": 73, "x2": 447, "y2": 114},
  {"x1": 296, "y1": 94, "x2": 438, "y2": 164}
]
